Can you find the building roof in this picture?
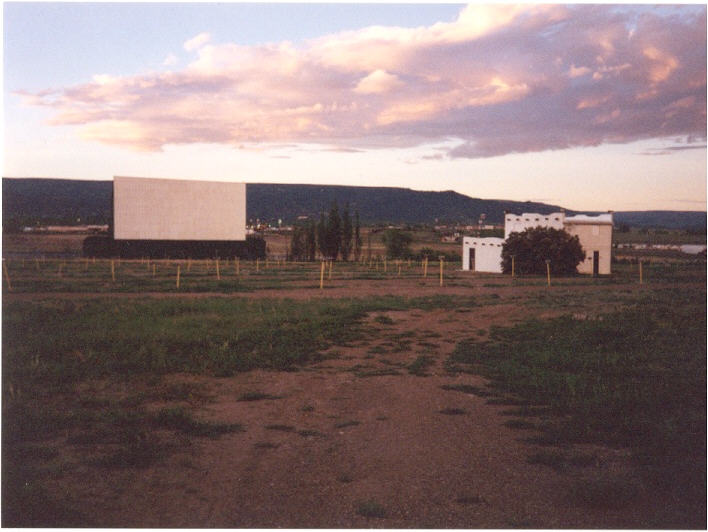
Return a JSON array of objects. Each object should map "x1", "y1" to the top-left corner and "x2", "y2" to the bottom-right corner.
[{"x1": 564, "y1": 213, "x2": 613, "y2": 225}]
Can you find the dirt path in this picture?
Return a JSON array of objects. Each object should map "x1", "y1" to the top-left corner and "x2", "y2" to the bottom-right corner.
[{"x1": 38, "y1": 306, "x2": 680, "y2": 528}]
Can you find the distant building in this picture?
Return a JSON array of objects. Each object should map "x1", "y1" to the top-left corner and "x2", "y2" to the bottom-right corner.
[{"x1": 463, "y1": 211, "x2": 613, "y2": 275}]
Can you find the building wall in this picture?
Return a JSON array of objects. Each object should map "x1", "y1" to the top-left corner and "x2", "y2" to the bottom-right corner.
[
  {"x1": 465, "y1": 212, "x2": 613, "y2": 275},
  {"x1": 113, "y1": 176, "x2": 246, "y2": 241},
  {"x1": 565, "y1": 221, "x2": 613, "y2": 274},
  {"x1": 462, "y1": 237, "x2": 504, "y2": 272},
  {"x1": 504, "y1": 212, "x2": 565, "y2": 238}
]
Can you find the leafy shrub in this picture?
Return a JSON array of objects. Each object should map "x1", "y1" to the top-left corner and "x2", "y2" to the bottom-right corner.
[{"x1": 501, "y1": 227, "x2": 584, "y2": 274}]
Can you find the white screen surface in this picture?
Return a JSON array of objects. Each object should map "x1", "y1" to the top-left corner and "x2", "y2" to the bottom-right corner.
[{"x1": 113, "y1": 176, "x2": 246, "y2": 241}]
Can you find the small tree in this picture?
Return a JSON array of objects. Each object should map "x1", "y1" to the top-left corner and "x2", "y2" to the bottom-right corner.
[
  {"x1": 382, "y1": 229, "x2": 413, "y2": 259},
  {"x1": 501, "y1": 227, "x2": 584, "y2": 275}
]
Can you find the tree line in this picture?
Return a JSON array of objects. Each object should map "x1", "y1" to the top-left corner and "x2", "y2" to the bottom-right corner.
[{"x1": 289, "y1": 202, "x2": 362, "y2": 261}]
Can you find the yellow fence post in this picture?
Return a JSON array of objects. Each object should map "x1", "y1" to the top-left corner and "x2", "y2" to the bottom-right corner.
[
  {"x1": 216, "y1": 259, "x2": 220, "y2": 280},
  {"x1": 545, "y1": 260, "x2": 551, "y2": 287},
  {"x1": 639, "y1": 260, "x2": 643, "y2": 285},
  {"x1": 320, "y1": 261, "x2": 325, "y2": 289},
  {"x1": 439, "y1": 256, "x2": 444, "y2": 287},
  {"x1": 111, "y1": 260, "x2": 115, "y2": 282},
  {"x1": 511, "y1": 255, "x2": 515, "y2": 278},
  {"x1": 328, "y1": 260, "x2": 333, "y2": 280},
  {"x1": 176, "y1": 264, "x2": 181, "y2": 289}
]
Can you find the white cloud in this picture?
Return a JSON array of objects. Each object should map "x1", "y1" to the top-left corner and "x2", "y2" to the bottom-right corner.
[
  {"x1": 354, "y1": 70, "x2": 402, "y2": 94},
  {"x1": 21, "y1": 5, "x2": 707, "y2": 158},
  {"x1": 162, "y1": 53, "x2": 178, "y2": 67},
  {"x1": 183, "y1": 32, "x2": 211, "y2": 52}
]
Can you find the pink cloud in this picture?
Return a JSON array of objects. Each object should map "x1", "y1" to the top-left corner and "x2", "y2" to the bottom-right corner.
[{"x1": 20, "y1": 5, "x2": 706, "y2": 158}]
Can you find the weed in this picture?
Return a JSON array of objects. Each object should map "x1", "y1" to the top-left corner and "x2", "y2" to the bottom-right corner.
[
  {"x1": 265, "y1": 424, "x2": 295, "y2": 432},
  {"x1": 337, "y1": 473, "x2": 353, "y2": 483},
  {"x1": 504, "y1": 419, "x2": 537, "y2": 430},
  {"x1": 374, "y1": 315, "x2": 394, "y2": 325},
  {"x1": 254, "y1": 442, "x2": 279, "y2": 449},
  {"x1": 237, "y1": 392, "x2": 281, "y2": 402},
  {"x1": 439, "y1": 408, "x2": 466, "y2": 415},
  {"x1": 440, "y1": 384, "x2": 491, "y2": 396},
  {"x1": 155, "y1": 407, "x2": 243, "y2": 438},
  {"x1": 526, "y1": 450, "x2": 567, "y2": 471},
  {"x1": 334, "y1": 420, "x2": 360, "y2": 429},
  {"x1": 566, "y1": 478, "x2": 640, "y2": 509},
  {"x1": 367, "y1": 346, "x2": 388, "y2": 355},
  {"x1": 297, "y1": 429, "x2": 322, "y2": 438},
  {"x1": 356, "y1": 499, "x2": 387, "y2": 518},
  {"x1": 407, "y1": 354, "x2": 434, "y2": 376},
  {"x1": 455, "y1": 495, "x2": 485, "y2": 505},
  {"x1": 301, "y1": 404, "x2": 315, "y2": 412}
]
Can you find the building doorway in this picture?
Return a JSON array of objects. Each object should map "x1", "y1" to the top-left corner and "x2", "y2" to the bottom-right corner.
[
  {"x1": 469, "y1": 248, "x2": 475, "y2": 271},
  {"x1": 593, "y1": 251, "x2": 599, "y2": 276}
]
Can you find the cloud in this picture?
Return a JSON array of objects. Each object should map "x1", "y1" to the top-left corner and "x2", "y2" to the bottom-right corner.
[
  {"x1": 20, "y1": 5, "x2": 707, "y2": 158},
  {"x1": 354, "y1": 70, "x2": 402, "y2": 94},
  {"x1": 162, "y1": 54, "x2": 178, "y2": 67},
  {"x1": 184, "y1": 32, "x2": 210, "y2": 52}
]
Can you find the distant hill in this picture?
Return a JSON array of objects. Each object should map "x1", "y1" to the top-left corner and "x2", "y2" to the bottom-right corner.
[{"x1": 2, "y1": 177, "x2": 705, "y2": 230}]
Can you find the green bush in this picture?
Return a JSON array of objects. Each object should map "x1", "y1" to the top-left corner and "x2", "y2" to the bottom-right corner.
[{"x1": 501, "y1": 227, "x2": 584, "y2": 274}]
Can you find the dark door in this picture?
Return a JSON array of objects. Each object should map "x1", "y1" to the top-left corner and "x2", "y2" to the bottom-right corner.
[
  {"x1": 469, "y1": 248, "x2": 475, "y2": 271},
  {"x1": 593, "y1": 251, "x2": 599, "y2": 276}
]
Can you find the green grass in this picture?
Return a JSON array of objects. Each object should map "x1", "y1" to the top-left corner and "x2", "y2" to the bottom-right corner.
[
  {"x1": 449, "y1": 294, "x2": 706, "y2": 504},
  {"x1": 3, "y1": 295, "x2": 477, "y2": 388}
]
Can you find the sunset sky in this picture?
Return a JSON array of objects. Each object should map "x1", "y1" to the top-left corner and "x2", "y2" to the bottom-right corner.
[{"x1": 4, "y1": 3, "x2": 706, "y2": 212}]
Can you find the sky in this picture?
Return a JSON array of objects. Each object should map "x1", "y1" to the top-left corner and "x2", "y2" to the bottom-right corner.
[{"x1": 3, "y1": 2, "x2": 707, "y2": 212}]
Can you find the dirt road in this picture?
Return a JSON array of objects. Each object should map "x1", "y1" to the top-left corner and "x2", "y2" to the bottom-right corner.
[{"x1": 30, "y1": 305, "x2": 689, "y2": 528}]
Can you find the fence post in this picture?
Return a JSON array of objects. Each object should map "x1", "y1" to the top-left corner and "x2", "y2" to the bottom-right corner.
[
  {"x1": 545, "y1": 259, "x2": 551, "y2": 287},
  {"x1": 111, "y1": 260, "x2": 115, "y2": 282},
  {"x1": 3, "y1": 260, "x2": 12, "y2": 292},
  {"x1": 176, "y1": 265, "x2": 181, "y2": 289},
  {"x1": 320, "y1": 261, "x2": 325, "y2": 290},
  {"x1": 439, "y1": 256, "x2": 444, "y2": 287},
  {"x1": 639, "y1": 260, "x2": 643, "y2": 284}
]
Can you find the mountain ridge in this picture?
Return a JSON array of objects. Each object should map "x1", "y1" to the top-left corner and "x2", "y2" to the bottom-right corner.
[{"x1": 2, "y1": 177, "x2": 705, "y2": 230}]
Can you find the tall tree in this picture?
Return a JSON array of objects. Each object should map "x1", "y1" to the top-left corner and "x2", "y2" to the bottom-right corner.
[
  {"x1": 325, "y1": 201, "x2": 342, "y2": 260},
  {"x1": 354, "y1": 210, "x2": 362, "y2": 261},
  {"x1": 306, "y1": 220, "x2": 317, "y2": 261},
  {"x1": 316, "y1": 212, "x2": 327, "y2": 259},
  {"x1": 341, "y1": 203, "x2": 353, "y2": 261},
  {"x1": 289, "y1": 224, "x2": 305, "y2": 261},
  {"x1": 382, "y1": 229, "x2": 413, "y2": 259}
]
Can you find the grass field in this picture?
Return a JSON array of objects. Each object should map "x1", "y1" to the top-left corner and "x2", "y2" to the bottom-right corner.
[{"x1": 2, "y1": 245, "x2": 705, "y2": 527}]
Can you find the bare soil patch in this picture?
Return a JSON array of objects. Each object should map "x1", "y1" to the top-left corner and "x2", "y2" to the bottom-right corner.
[{"x1": 6, "y1": 301, "x2": 700, "y2": 527}]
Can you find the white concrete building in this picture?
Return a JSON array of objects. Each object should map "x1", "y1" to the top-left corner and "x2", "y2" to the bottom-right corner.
[
  {"x1": 462, "y1": 211, "x2": 613, "y2": 275},
  {"x1": 462, "y1": 237, "x2": 505, "y2": 272}
]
